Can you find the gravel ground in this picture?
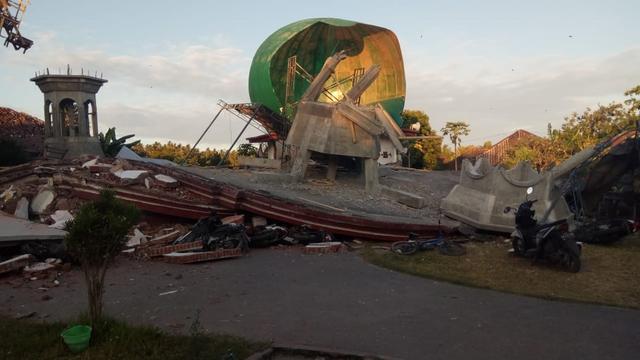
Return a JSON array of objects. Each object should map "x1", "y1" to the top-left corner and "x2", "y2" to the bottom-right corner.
[{"x1": 182, "y1": 165, "x2": 460, "y2": 225}]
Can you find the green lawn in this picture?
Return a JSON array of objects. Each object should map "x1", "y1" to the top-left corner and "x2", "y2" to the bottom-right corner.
[
  {"x1": 362, "y1": 234, "x2": 640, "y2": 309},
  {"x1": 0, "y1": 315, "x2": 267, "y2": 360}
]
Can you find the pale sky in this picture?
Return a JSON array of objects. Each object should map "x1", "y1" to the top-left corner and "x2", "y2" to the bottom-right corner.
[{"x1": 1, "y1": 0, "x2": 639, "y2": 149}]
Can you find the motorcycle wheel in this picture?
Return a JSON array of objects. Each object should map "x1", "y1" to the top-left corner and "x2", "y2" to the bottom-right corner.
[
  {"x1": 565, "y1": 252, "x2": 581, "y2": 273},
  {"x1": 437, "y1": 241, "x2": 466, "y2": 256},
  {"x1": 221, "y1": 238, "x2": 237, "y2": 249},
  {"x1": 391, "y1": 241, "x2": 418, "y2": 255},
  {"x1": 511, "y1": 237, "x2": 526, "y2": 256}
]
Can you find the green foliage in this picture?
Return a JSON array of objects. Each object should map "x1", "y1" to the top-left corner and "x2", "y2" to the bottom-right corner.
[
  {"x1": 98, "y1": 127, "x2": 141, "y2": 157},
  {"x1": 502, "y1": 85, "x2": 640, "y2": 170},
  {"x1": 65, "y1": 190, "x2": 140, "y2": 326},
  {"x1": 65, "y1": 190, "x2": 140, "y2": 264},
  {"x1": 237, "y1": 143, "x2": 258, "y2": 157},
  {"x1": 400, "y1": 110, "x2": 442, "y2": 169},
  {"x1": 132, "y1": 142, "x2": 239, "y2": 167},
  {"x1": 0, "y1": 138, "x2": 27, "y2": 166},
  {"x1": 401, "y1": 109, "x2": 432, "y2": 135}
]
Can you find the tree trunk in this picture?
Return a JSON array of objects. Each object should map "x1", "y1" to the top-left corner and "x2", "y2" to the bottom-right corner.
[
  {"x1": 454, "y1": 142, "x2": 458, "y2": 171},
  {"x1": 83, "y1": 263, "x2": 107, "y2": 327}
]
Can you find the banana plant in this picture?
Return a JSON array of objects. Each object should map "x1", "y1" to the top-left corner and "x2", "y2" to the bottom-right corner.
[{"x1": 98, "y1": 127, "x2": 141, "y2": 157}]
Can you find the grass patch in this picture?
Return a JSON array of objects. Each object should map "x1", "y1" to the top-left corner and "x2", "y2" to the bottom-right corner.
[
  {"x1": 362, "y1": 234, "x2": 640, "y2": 309},
  {"x1": 0, "y1": 314, "x2": 267, "y2": 360}
]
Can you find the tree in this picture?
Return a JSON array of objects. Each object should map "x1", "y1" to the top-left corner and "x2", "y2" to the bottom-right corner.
[
  {"x1": 98, "y1": 127, "x2": 140, "y2": 157},
  {"x1": 400, "y1": 110, "x2": 442, "y2": 169},
  {"x1": 237, "y1": 143, "x2": 258, "y2": 157},
  {"x1": 65, "y1": 190, "x2": 140, "y2": 327},
  {"x1": 131, "y1": 142, "x2": 238, "y2": 167},
  {"x1": 441, "y1": 121, "x2": 471, "y2": 171}
]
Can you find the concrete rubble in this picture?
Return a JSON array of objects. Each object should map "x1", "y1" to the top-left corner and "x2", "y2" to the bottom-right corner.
[{"x1": 0, "y1": 152, "x2": 461, "y2": 276}]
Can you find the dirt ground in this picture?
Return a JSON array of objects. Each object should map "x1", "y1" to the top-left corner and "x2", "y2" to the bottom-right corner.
[{"x1": 182, "y1": 165, "x2": 460, "y2": 225}]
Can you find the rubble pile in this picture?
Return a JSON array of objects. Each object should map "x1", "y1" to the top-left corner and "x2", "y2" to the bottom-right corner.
[
  {"x1": 0, "y1": 106, "x2": 44, "y2": 156},
  {"x1": 0, "y1": 157, "x2": 353, "y2": 273}
]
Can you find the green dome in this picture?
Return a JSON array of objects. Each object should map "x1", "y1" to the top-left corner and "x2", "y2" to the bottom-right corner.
[{"x1": 248, "y1": 18, "x2": 406, "y2": 124}]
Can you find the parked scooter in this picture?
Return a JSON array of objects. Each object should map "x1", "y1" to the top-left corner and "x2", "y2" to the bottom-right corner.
[{"x1": 504, "y1": 187, "x2": 582, "y2": 272}]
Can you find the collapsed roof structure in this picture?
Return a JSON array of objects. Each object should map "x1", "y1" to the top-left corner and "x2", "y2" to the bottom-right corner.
[{"x1": 442, "y1": 130, "x2": 639, "y2": 236}]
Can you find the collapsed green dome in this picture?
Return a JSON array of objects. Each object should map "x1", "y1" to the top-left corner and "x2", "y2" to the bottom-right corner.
[{"x1": 249, "y1": 18, "x2": 406, "y2": 125}]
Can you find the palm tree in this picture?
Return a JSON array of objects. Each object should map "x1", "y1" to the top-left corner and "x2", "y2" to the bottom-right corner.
[{"x1": 441, "y1": 121, "x2": 470, "y2": 171}]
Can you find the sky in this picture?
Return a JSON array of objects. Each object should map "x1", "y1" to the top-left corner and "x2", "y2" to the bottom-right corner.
[{"x1": 1, "y1": 0, "x2": 639, "y2": 149}]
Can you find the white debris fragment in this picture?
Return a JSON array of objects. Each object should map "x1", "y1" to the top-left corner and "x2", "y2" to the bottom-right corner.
[
  {"x1": 126, "y1": 228, "x2": 149, "y2": 247},
  {"x1": 14, "y1": 197, "x2": 29, "y2": 219},
  {"x1": 144, "y1": 177, "x2": 151, "y2": 189},
  {"x1": 30, "y1": 189, "x2": 55, "y2": 215},
  {"x1": 49, "y1": 210, "x2": 74, "y2": 230},
  {"x1": 154, "y1": 174, "x2": 178, "y2": 184},
  {"x1": 1, "y1": 185, "x2": 16, "y2": 202},
  {"x1": 24, "y1": 262, "x2": 55, "y2": 272},
  {"x1": 82, "y1": 158, "x2": 98, "y2": 168},
  {"x1": 158, "y1": 290, "x2": 178, "y2": 296},
  {"x1": 113, "y1": 170, "x2": 147, "y2": 180}
]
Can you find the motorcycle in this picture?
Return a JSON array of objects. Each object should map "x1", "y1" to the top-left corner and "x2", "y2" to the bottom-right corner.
[{"x1": 504, "y1": 187, "x2": 582, "y2": 272}]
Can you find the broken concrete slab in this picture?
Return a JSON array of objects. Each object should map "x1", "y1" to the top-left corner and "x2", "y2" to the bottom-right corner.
[
  {"x1": 81, "y1": 158, "x2": 98, "y2": 168},
  {"x1": 0, "y1": 254, "x2": 34, "y2": 275},
  {"x1": 14, "y1": 197, "x2": 29, "y2": 219},
  {"x1": 113, "y1": 170, "x2": 148, "y2": 180},
  {"x1": 441, "y1": 158, "x2": 574, "y2": 233},
  {"x1": 126, "y1": 228, "x2": 149, "y2": 247},
  {"x1": 0, "y1": 213, "x2": 67, "y2": 245},
  {"x1": 30, "y1": 189, "x2": 55, "y2": 214},
  {"x1": 23, "y1": 262, "x2": 55, "y2": 273},
  {"x1": 154, "y1": 174, "x2": 179, "y2": 188},
  {"x1": 380, "y1": 186, "x2": 426, "y2": 209},
  {"x1": 162, "y1": 248, "x2": 242, "y2": 264},
  {"x1": 237, "y1": 156, "x2": 282, "y2": 169},
  {"x1": 49, "y1": 210, "x2": 73, "y2": 230}
]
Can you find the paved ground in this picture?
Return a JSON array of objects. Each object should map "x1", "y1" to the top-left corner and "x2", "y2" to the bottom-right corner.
[{"x1": 1, "y1": 250, "x2": 639, "y2": 360}]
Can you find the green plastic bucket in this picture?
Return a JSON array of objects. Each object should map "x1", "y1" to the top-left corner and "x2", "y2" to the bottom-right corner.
[{"x1": 61, "y1": 325, "x2": 92, "y2": 353}]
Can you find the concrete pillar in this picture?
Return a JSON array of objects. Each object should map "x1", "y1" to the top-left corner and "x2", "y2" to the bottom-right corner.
[
  {"x1": 43, "y1": 101, "x2": 51, "y2": 137},
  {"x1": 77, "y1": 98, "x2": 87, "y2": 137},
  {"x1": 90, "y1": 98, "x2": 98, "y2": 137},
  {"x1": 364, "y1": 158, "x2": 380, "y2": 193},
  {"x1": 290, "y1": 148, "x2": 311, "y2": 181},
  {"x1": 51, "y1": 97, "x2": 61, "y2": 137},
  {"x1": 327, "y1": 156, "x2": 338, "y2": 181}
]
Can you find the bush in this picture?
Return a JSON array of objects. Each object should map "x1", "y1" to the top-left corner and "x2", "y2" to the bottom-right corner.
[{"x1": 65, "y1": 190, "x2": 140, "y2": 327}]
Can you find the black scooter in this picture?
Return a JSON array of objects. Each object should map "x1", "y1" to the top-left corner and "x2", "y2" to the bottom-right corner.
[{"x1": 504, "y1": 187, "x2": 582, "y2": 272}]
